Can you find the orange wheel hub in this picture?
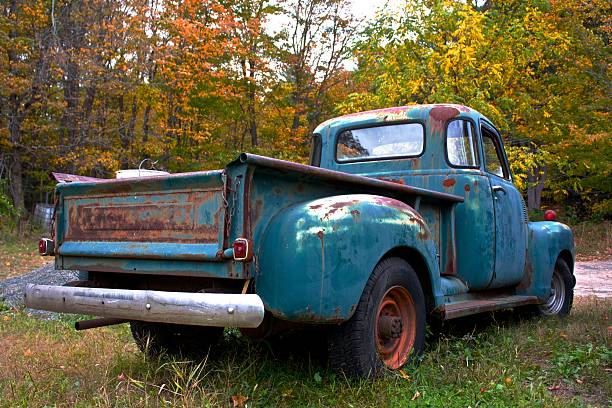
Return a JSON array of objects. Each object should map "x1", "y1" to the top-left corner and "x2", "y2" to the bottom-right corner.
[{"x1": 375, "y1": 286, "x2": 416, "y2": 369}]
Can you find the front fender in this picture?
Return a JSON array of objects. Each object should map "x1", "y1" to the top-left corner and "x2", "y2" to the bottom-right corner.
[
  {"x1": 254, "y1": 194, "x2": 441, "y2": 322},
  {"x1": 517, "y1": 221, "x2": 574, "y2": 299}
]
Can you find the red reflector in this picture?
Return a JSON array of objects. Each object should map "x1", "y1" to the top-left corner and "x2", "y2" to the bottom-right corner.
[
  {"x1": 543, "y1": 210, "x2": 557, "y2": 221},
  {"x1": 39, "y1": 238, "x2": 54, "y2": 256},
  {"x1": 233, "y1": 238, "x2": 249, "y2": 261}
]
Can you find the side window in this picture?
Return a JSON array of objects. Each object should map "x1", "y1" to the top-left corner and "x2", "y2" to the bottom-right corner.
[
  {"x1": 336, "y1": 123, "x2": 424, "y2": 162},
  {"x1": 309, "y1": 133, "x2": 322, "y2": 167},
  {"x1": 482, "y1": 130, "x2": 509, "y2": 179},
  {"x1": 446, "y1": 119, "x2": 478, "y2": 167}
]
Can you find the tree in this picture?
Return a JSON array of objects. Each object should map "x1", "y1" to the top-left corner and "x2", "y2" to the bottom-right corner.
[
  {"x1": 0, "y1": 0, "x2": 52, "y2": 217},
  {"x1": 277, "y1": 0, "x2": 359, "y2": 146}
]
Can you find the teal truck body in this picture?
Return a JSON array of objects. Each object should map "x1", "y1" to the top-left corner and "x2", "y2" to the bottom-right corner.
[{"x1": 28, "y1": 104, "x2": 575, "y2": 376}]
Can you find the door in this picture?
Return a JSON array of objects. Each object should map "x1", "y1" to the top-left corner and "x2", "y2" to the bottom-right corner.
[{"x1": 481, "y1": 124, "x2": 527, "y2": 288}]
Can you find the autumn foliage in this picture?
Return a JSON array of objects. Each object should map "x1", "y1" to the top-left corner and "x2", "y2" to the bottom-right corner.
[{"x1": 0, "y1": 0, "x2": 610, "y2": 220}]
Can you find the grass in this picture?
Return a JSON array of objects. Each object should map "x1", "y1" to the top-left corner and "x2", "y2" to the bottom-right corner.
[
  {"x1": 0, "y1": 297, "x2": 609, "y2": 407},
  {"x1": 0, "y1": 228, "x2": 49, "y2": 281},
  {"x1": 573, "y1": 221, "x2": 612, "y2": 261}
]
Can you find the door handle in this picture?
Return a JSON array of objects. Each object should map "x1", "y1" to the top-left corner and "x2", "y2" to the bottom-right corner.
[{"x1": 492, "y1": 185, "x2": 506, "y2": 194}]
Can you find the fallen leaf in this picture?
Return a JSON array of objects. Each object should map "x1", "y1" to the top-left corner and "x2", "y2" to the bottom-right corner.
[
  {"x1": 2, "y1": 316, "x2": 10, "y2": 321},
  {"x1": 399, "y1": 370, "x2": 410, "y2": 381},
  {"x1": 23, "y1": 348, "x2": 32, "y2": 357},
  {"x1": 547, "y1": 385, "x2": 561, "y2": 391},
  {"x1": 231, "y1": 395, "x2": 248, "y2": 407},
  {"x1": 504, "y1": 377, "x2": 512, "y2": 385},
  {"x1": 576, "y1": 379, "x2": 583, "y2": 384},
  {"x1": 411, "y1": 391, "x2": 421, "y2": 401}
]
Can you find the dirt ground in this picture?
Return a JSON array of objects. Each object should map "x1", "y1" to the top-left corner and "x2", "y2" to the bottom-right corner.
[{"x1": 574, "y1": 261, "x2": 612, "y2": 298}]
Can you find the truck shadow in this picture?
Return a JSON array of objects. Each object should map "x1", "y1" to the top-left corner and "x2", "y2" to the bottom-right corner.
[{"x1": 211, "y1": 308, "x2": 536, "y2": 372}]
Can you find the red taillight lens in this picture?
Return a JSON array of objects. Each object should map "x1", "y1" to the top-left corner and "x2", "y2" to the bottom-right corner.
[
  {"x1": 39, "y1": 238, "x2": 54, "y2": 256},
  {"x1": 543, "y1": 210, "x2": 557, "y2": 221},
  {"x1": 233, "y1": 238, "x2": 250, "y2": 261}
]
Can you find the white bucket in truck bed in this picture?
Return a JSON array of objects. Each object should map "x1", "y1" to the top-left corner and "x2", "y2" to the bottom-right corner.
[{"x1": 115, "y1": 169, "x2": 170, "y2": 179}]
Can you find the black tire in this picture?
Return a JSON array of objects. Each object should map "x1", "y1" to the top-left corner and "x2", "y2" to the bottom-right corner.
[
  {"x1": 327, "y1": 257, "x2": 426, "y2": 377},
  {"x1": 130, "y1": 321, "x2": 223, "y2": 356},
  {"x1": 537, "y1": 258, "x2": 574, "y2": 316}
]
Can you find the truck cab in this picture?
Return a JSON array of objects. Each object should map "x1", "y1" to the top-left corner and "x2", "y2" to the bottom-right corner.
[{"x1": 28, "y1": 104, "x2": 575, "y2": 377}]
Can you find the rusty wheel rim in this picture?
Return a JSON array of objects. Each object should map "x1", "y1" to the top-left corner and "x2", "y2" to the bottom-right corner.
[{"x1": 375, "y1": 286, "x2": 416, "y2": 369}]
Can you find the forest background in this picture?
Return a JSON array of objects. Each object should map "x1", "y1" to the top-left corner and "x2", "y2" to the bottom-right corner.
[{"x1": 1, "y1": 0, "x2": 610, "y2": 224}]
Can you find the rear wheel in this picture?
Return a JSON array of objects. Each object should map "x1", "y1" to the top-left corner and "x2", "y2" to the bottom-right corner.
[
  {"x1": 130, "y1": 321, "x2": 223, "y2": 356},
  {"x1": 537, "y1": 258, "x2": 574, "y2": 316},
  {"x1": 328, "y1": 257, "x2": 426, "y2": 377}
]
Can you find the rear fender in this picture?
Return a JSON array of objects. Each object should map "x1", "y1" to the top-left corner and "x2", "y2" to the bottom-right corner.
[
  {"x1": 255, "y1": 194, "x2": 442, "y2": 322},
  {"x1": 517, "y1": 221, "x2": 574, "y2": 299}
]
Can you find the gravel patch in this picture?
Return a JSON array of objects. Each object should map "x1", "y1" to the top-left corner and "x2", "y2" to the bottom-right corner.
[
  {"x1": 0, "y1": 263, "x2": 78, "y2": 315},
  {"x1": 574, "y1": 261, "x2": 612, "y2": 298}
]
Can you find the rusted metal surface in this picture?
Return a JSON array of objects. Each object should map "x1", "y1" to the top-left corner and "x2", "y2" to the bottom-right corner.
[
  {"x1": 64, "y1": 189, "x2": 222, "y2": 243},
  {"x1": 51, "y1": 172, "x2": 105, "y2": 183},
  {"x1": 439, "y1": 295, "x2": 539, "y2": 320},
  {"x1": 74, "y1": 317, "x2": 128, "y2": 331}
]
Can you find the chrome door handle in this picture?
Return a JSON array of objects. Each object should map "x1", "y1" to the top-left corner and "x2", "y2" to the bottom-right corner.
[{"x1": 492, "y1": 185, "x2": 506, "y2": 194}]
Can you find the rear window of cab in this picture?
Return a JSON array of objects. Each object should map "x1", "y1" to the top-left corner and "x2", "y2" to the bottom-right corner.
[{"x1": 336, "y1": 123, "x2": 424, "y2": 162}]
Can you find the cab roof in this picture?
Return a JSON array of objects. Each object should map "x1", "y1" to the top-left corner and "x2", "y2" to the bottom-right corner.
[{"x1": 314, "y1": 104, "x2": 490, "y2": 135}]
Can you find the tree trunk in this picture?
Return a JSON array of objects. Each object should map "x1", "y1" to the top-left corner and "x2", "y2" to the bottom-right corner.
[
  {"x1": 7, "y1": 91, "x2": 25, "y2": 217},
  {"x1": 247, "y1": 59, "x2": 258, "y2": 147},
  {"x1": 527, "y1": 166, "x2": 547, "y2": 210},
  {"x1": 142, "y1": 104, "x2": 151, "y2": 142},
  {"x1": 8, "y1": 150, "x2": 24, "y2": 217}
]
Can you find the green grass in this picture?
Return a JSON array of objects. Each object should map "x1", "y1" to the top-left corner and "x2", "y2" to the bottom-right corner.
[
  {"x1": 0, "y1": 298, "x2": 609, "y2": 407},
  {"x1": 0, "y1": 227, "x2": 49, "y2": 280}
]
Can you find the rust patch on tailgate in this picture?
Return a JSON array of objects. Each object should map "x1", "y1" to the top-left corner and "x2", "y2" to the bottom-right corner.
[
  {"x1": 65, "y1": 189, "x2": 222, "y2": 243},
  {"x1": 81, "y1": 204, "x2": 194, "y2": 231}
]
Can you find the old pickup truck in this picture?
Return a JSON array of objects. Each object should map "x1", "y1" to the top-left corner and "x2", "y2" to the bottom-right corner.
[{"x1": 27, "y1": 104, "x2": 575, "y2": 377}]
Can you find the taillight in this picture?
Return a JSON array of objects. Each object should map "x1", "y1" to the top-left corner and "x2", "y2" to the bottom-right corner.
[
  {"x1": 233, "y1": 238, "x2": 251, "y2": 261},
  {"x1": 543, "y1": 210, "x2": 557, "y2": 221},
  {"x1": 39, "y1": 238, "x2": 55, "y2": 256}
]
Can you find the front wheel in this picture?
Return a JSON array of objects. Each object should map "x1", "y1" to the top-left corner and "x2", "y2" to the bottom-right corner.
[
  {"x1": 328, "y1": 257, "x2": 426, "y2": 377},
  {"x1": 537, "y1": 258, "x2": 574, "y2": 316}
]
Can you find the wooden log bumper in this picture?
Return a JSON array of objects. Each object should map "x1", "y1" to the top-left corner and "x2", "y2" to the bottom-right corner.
[{"x1": 24, "y1": 284, "x2": 265, "y2": 328}]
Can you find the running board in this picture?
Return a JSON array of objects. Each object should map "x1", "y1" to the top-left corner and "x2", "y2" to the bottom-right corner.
[{"x1": 438, "y1": 295, "x2": 540, "y2": 320}]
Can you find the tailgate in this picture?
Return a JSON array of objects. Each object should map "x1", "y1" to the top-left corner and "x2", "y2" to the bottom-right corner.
[{"x1": 55, "y1": 170, "x2": 227, "y2": 262}]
